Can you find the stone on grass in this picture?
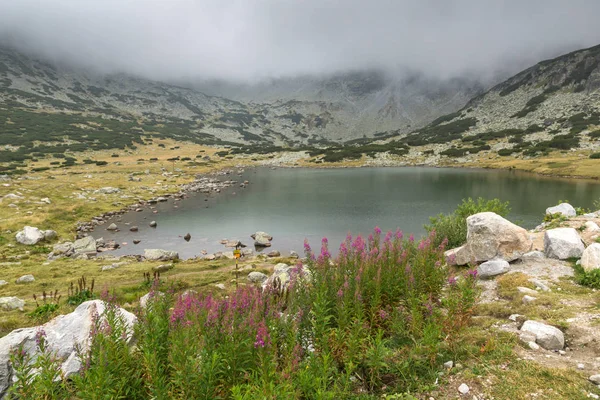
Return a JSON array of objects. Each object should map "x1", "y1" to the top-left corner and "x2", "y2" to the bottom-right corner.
[
  {"x1": 15, "y1": 226, "x2": 45, "y2": 245},
  {"x1": 248, "y1": 271, "x2": 268, "y2": 284},
  {"x1": 152, "y1": 264, "x2": 173, "y2": 273},
  {"x1": 0, "y1": 300, "x2": 136, "y2": 397},
  {"x1": 0, "y1": 297, "x2": 25, "y2": 311},
  {"x1": 517, "y1": 287, "x2": 538, "y2": 295},
  {"x1": 458, "y1": 383, "x2": 470, "y2": 395},
  {"x1": 443, "y1": 360, "x2": 454, "y2": 369},
  {"x1": 15, "y1": 275, "x2": 34, "y2": 284},
  {"x1": 140, "y1": 292, "x2": 164, "y2": 308},
  {"x1": 72, "y1": 236, "x2": 97, "y2": 255},
  {"x1": 0, "y1": 281, "x2": 7, "y2": 287},
  {"x1": 589, "y1": 375, "x2": 600, "y2": 385},
  {"x1": 520, "y1": 320, "x2": 564, "y2": 350},
  {"x1": 545, "y1": 203, "x2": 576, "y2": 217},
  {"x1": 445, "y1": 212, "x2": 532, "y2": 265},
  {"x1": 529, "y1": 278, "x2": 551, "y2": 292},
  {"x1": 144, "y1": 249, "x2": 179, "y2": 261},
  {"x1": 522, "y1": 295, "x2": 537, "y2": 304},
  {"x1": 476, "y1": 259, "x2": 509, "y2": 279},
  {"x1": 544, "y1": 228, "x2": 584, "y2": 260},
  {"x1": 528, "y1": 342, "x2": 540, "y2": 350},
  {"x1": 581, "y1": 243, "x2": 600, "y2": 272}
]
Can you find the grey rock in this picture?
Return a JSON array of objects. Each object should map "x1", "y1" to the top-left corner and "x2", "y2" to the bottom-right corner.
[
  {"x1": 582, "y1": 243, "x2": 600, "y2": 272},
  {"x1": 521, "y1": 320, "x2": 564, "y2": 350},
  {"x1": 15, "y1": 275, "x2": 34, "y2": 284},
  {"x1": 149, "y1": 221, "x2": 157, "y2": 228},
  {"x1": 144, "y1": 249, "x2": 179, "y2": 261},
  {"x1": 522, "y1": 295, "x2": 537, "y2": 304},
  {"x1": 106, "y1": 223, "x2": 118, "y2": 231},
  {"x1": 0, "y1": 300, "x2": 136, "y2": 397},
  {"x1": 458, "y1": 383, "x2": 470, "y2": 395},
  {"x1": 15, "y1": 226, "x2": 45, "y2": 245},
  {"x1": 133, "y1": 239, "x2": 141, "y2": 245},
  {"x1": 248, "y1": 271, "x2": 268, "y2": 283},
  {"x1": 517, "y1": 287, "x2": 538, "y2": 295},
  {"x1": 585, "y1": 221, "x2": 600, "y2": 232},
  {"x1": 267, "y1": 250, "x2": 281, "y2": 257},
  {"x1": 72, "y1": 236, "x2": 97, "y2": 255},
  {"x1": 443, "y1": 360, "x2": 453, "y2": 369},
  {"x1": 183, "y1": 233, "x2": 191, "y2": 242},
  {"x1": 94, "y1": 187, "x2": 120, "y2": 194},
  {"x1": 0, "y1": 281, "x2": 7, "y2": 286},
  {"x1": 476, "y1": 259, "x2": 510, "y2": 279},
  {"x1": 129, "y1": 226, "x2": 138, "y2": 232},
  {"x1": 589, "y1": 375, "x2": 600, "y2": 385},
  {"x1": 0, "y1": 297, "x2": 24, "y2": 311},
  {"x1": 528, "y1": 341, "x2": 540, "y2": 350},
  {"x1": 529, "y1": 278, "x2": 551, "y2": 292},
  {"x1": 545, "y1": 203, "x2": 576, "y2": 217},
  {"x1": 521, "y1": 250, "x2": 545, "y2": 261},
  {"x1": 445, "y1": 212, "x2": 532, "y2": 265},
  {"x1": 289, "y1": 250, "x2": 299, "y2": 259},
  {"x1": 252, "y1": 231, "x2": 273, "y2": 247},
  {"x1": 152, "y1": 264, "x2": 174, "y2": 273},
  {"x1": 139, "y1": 291, "x2": 164, "y2": 308},
  {"x1": 544, "y1": 228, "x2": 585, "y2": 259},
  {"x1": 43, "y1": 230, "x2": 57, "y2": 241}
]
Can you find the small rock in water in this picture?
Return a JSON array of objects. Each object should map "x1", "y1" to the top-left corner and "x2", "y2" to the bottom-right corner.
[
  {"x1": 458, "y1": 383, "x2": 470, "y2": 395},
  {"x1": 106, "y1": 223, "x2": 118, "y2": 231},
  {"x1": 184, "y1": 233, "x2": 191, "y2": 242},
  {"x1": 149, "y1": 221, "x2": 157, "y2": 228},
  {"x1": 130, "y1": 226, "x2": 138, "y2": 232},
  {"x1": 133, "y1": 239, "x2": 141, "y2": 244}
]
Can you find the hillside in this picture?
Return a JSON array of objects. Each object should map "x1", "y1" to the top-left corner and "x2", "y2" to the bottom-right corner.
[{"x1": 397, "y1": 44, "x2": 600, "y2": 160}]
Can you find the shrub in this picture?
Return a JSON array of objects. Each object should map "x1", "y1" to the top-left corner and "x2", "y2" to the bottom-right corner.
[
  {"x1": 66, "y1": 276, "x2": 95, "y2": 306},
  {"x1": 590, "y1": 152, "x2": 600, "y2": 159},
  {"x1": 574, "y1": 264, "x2": 600, "y2": 289},
  {"x1": 425, "y1": 197, "x2": 511, "y2": 248}
]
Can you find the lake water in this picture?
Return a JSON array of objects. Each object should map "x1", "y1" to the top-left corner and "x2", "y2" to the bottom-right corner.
[{"x1": 102, "y1": 167, "x2": 600, "y2": 259}]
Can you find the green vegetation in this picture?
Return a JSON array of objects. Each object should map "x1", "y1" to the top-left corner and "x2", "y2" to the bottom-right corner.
[
  {"x1": 425, "y1": 198, "x2": 511, "y2": 248},
  {"x1": 573, "y1": 264, "x2": 600, "y2": 289},
  {"x1": 406, "y1": 118, "x2": 478, "y2": 146}
]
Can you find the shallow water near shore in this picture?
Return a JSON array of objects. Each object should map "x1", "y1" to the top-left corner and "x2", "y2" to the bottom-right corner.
[{"x1": 101, "y1": 167, "x2": 600, "y2": 259}]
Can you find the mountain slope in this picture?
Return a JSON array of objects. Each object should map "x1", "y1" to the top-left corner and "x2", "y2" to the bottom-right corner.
[{"x1": 399, "y1": 44, "x2": 600, "y2": 158}]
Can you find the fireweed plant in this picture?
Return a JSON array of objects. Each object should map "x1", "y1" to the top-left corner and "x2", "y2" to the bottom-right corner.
[{"x1": 8, "y1": 229, "x2": 478, "y2": 399}]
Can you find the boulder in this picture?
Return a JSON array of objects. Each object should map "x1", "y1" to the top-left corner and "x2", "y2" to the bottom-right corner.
[
  {"x1": 94, "y1": 187, "x2": 120, "y2": 194},
  {"x1": 0, "y1": 300, "x2": 136, "y2": 397},
  {"x1": 545, "y1": 203, "x2": 576, "y2": 218},
  {"x1": 252, "y1": 231, "x2": 273, "y2": 247},
  {"x1": 267, "y1": 250, "x2": 281, "y2": 258},
  {"x1": 144, "y1": 249, "x2": 179, "y2": 261},
  {"x1": 544, "y1": 228, "x2": 584, "y2": 260},
  {"x1": 445, "y1": 212, "x2": 532, "y2": 265},
  {"x1": 290, "y1": 250, "x2": 299, "y2": 259},
  {"x1": 0, "y1": 297, "x2": 25, "y2": 311},
  {"x1": 247, "y1": 271, "x2": 268, "y2": 284},
  {"x1": 72, "y1": 236, "x2": 97, "y2": 255},
  {"x1": 140, "y1": 291, "x2": 165, "y2": 308},
  {"x1": 585, "y1": 221, "x2": 600, "y2": 232},
  {"x1": 15, "y1": 226, "x2": 45, "y2": 245},
  {"x1": 581, "y1": 243, "x2": 600, "y2": 272},
  {"x1": 15, "y1": 275, "x2": 34, "y2": 284},
  {"x1": 43, "y1": 230, "x2": 57, "y2": 241},
  {"x1": 152, "y1": 264, "x2": 173, "y2": 273},
  {"x1": 476, "y1": 259, "x2": 510, "y2": 279},
  {"x1": 520, "y1": 320, "x2": 564, "y2": 350}
]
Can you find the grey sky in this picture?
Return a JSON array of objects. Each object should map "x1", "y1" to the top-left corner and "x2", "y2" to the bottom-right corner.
[{"x1": 0, "y1": 0, "x2": 599, "y2": 82}]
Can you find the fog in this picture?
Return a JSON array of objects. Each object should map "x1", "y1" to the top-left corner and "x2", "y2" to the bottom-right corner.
[{"x1": 1, "y1": 0, "x2": 599, "y2": 82}]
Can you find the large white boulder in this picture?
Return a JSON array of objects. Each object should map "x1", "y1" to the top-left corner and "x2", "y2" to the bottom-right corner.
[
  {"x1": 581, "y1": 243, "x2": 600, "y2": 272},
  {"x1": 0, "y1": 301, "x2": 136, "y2": 397},
  {"x1": 445, "y1": 212, "x2": 532, "y2": 265},
  {"x1": 520, "y1": 320, "x2": 564, "y2": 350},
  {"x1": 544, "y1": 228, "x2": 585, "y2": 260},
  {"x1": 545, "y1": 203, "x2": 576, "y2": 218},
  {"x1": 252, "y1": 231, "x2": 273, "y2": 247},
  {"x1": 0, "y1": 297, "x2": 25, "y2": 311},
  {"x1": 247, "y1": 271, "x2": 268, "y2": 284},
  {"x1": 144, "y1": 249, "x2": 179, "y2": 261},
  {"x1": 15, "y1": 226, "x2": 45, "y2": 245},
  {"x1": 72, "y1": 236, "x2": 97, "y2": 255}
]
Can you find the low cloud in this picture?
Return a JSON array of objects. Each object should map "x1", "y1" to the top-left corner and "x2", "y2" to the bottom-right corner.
[{"x1": 0, "y1": 0, "x2": 599, "y2": 82}]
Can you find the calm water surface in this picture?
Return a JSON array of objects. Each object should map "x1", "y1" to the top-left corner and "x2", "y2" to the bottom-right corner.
[{"x1": 103, "y1": 167, "x2": 600, "y2": 259}]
